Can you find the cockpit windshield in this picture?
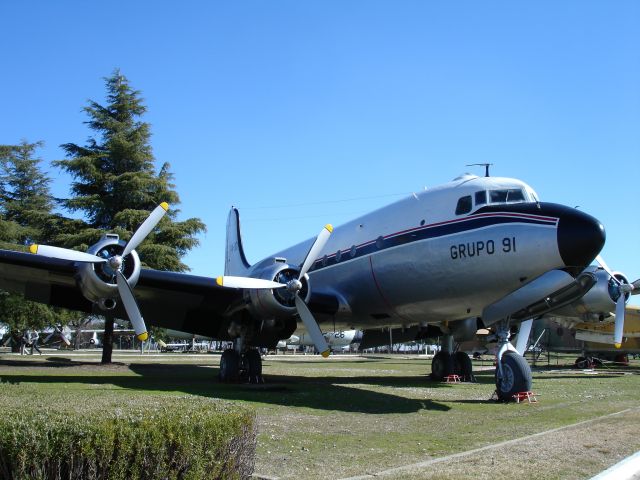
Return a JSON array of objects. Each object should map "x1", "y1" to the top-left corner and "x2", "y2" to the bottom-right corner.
[
  {"x1": 489, "y1": 189, "x2": 526, "y2": 204},
  {"x1": 455, "y1": 188, "x2": 530, "y2": 216}
]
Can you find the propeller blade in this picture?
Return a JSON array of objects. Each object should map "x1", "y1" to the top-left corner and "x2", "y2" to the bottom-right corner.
[
  {"x1": 216, "y1": 276, "x2": 287, "y2": 289},
  {"x1": 632, "y1": 279, "x2": 640, "y2": 294},
  {"x1": 515, "y1": 318, "x2": 533, "y2": 356},
  {"x1": 29, "y1": 244, "x2": 106, "y2": 263},
  {"x1": 122, "y1": 202, "x2": 169, "y2": 257},
  {"x1": 60, "y1": 330, "x2": 71, "y2": 346},
  {"x1": 116, "y1": 271, "x2": 149, "y2": 341},
  {"x1": 294, "y1": 295, "x2": 330, "y2": 357},
  {"x1": 614, "y1": 294, "x2": 625, "y2": 348},
  {"x1": 596, "y1": 255, "x2": 617, "y2": 282},
  {"x1": 43, "y1": 331, "x2": 55, "y2": 344},
  {"x1": 298, "y1": 224, "x2": 333, "y2": 280}
]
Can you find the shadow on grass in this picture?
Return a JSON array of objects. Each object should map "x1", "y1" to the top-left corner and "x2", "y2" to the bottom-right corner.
[
  {"x1": 0, "y1": 358, "x2": 111, "y2": 368},
  {"x1": 0, "y1": 361, "x2": 452, "y2": 414}
]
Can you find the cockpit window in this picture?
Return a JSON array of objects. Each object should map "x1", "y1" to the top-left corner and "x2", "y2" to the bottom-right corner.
[
  {"x1": 489, "y1": 189, "x2": 525, "y2": 204},
  {"x1": 455, "y1": 195, "x2": 472, "y2": 215},
  {"x1": 475, "y1": 191, "x2": 487, "y2": 206}
]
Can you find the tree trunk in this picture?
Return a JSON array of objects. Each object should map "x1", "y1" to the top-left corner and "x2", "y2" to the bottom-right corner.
[{"x1": 101, "y1": 315, "x2": 114, "y2": 364}]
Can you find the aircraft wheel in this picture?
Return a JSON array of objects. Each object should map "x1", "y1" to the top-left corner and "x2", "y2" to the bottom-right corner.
[
  {"x1": 495, "y1": 351, "x2": 532, "y2": 401},
  {"x1": 454, "y1": 351, "x2": 475, "y2": 382},
  {"x1": 246, "y1": 349, "x2": 263, "y2": 384},
  {"x1": 575, "y1": 356, "x2": 589, "y2": 369},
  {"x1": 431, "y1": 351, "x2": 453, "y2": 380},
  {"x1": 219, "y1": 348, "x2": 240, "y2": 382}
]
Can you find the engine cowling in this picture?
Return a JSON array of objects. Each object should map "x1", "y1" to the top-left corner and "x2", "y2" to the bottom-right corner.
[
  {"x1": 554, "y1": 267, "x2": 630, "y2": 321},
  {"x1": 76, "y1": 234, "x2": 141, "y2": 308},
  {"x1": 244, "y1": 263, "x2": 311, "y2": 321}
]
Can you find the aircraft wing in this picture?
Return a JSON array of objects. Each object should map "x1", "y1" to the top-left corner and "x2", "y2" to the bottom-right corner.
[{"x1": 0, "y1": 249, "x2": 243, "y2": 338}]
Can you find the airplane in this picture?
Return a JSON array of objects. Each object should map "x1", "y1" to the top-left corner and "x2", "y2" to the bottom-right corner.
[
  {"x1": 277, "y1": 329, "x2": 362, "y2": 351},
  {"x1": 531, "y1": 305, "x2": 640, "y2": 366},
  {"x1": 155, "y1": 329, "x2": 217, "y2": 352},
  {"x1": 0, "y1": 171, "x2": 627, "y2": 401}
]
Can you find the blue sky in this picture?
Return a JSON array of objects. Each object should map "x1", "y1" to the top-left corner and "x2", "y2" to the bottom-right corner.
[{"x1": 1, "y1": 1, "x2": 638, "y2": 302}]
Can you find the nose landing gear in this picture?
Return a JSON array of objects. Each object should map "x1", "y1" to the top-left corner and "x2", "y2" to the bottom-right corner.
[{"x1": 494, "y1": 320, "x2": 532, "y2": 401}]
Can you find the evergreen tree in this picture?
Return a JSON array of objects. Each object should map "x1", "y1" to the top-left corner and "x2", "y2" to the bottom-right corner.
[
  {"x1": 54, "y1": 70, "x2": 206, "y2": 362},
  {"x1": 0, "y1": 141, "x2": 52, "y2": 247},
  {"x1": 54, "y1": 70, "x2": 205, "y2": 272},
  {"x1": 0, "y1": 141, "x2": 84, "y2": 342}
]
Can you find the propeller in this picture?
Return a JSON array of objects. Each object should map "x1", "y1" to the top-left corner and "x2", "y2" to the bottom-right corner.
[
  {"x1": 43, "y1": 326, "x2": 71, "y2": 346},
  {"x1": 29, "y1": 202, "x2": 169, "y2": 341},
  {"x1": 217, "y1": 224, "x2": 334, "y2": 357},
  {"x1": 595, "y1": 255, "x2": 636, "y2": 348},
  {"x1": 29, "y1": 244, "x2": 106, "y2": 263},
  {"x1": 216, "y1": 276, "x2": 286, "y2": 290}
]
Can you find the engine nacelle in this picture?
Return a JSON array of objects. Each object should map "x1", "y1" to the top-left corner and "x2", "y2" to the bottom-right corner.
[
  {"x1": 76, "y1": 234, "x2": 141, "y2": 308},
  {"x1": 553, "y1": 267, "x2": 630, "y2": 321},
  {"x1": 244, "y1": 262, "x2": 311, "y2": 321}
]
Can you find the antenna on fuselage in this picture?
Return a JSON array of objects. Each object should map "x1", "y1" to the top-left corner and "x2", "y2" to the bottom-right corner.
[{"x1": 466, "y1": 163, "x2": 493, "y2": 177}]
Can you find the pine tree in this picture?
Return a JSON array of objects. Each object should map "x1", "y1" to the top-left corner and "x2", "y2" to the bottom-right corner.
[
  {"x1": 0, "y1": 141, "x2": 53, "y2": 246},
  {"x1": 54, "y1": 70, "x2": 206, "y2": 362},
  {"x1": 0, "y1": 141, "x2": 84, "y2": 344}
]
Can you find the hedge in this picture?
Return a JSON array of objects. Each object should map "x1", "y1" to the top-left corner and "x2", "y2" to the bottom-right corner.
[{"x1": 0, "y1": 391, "x2": 256, "y2": 480}]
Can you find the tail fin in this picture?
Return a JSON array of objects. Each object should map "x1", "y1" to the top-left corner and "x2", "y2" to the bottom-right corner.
[{"x1": 225, "y1": 207, "x2": 251, "y2": 275}]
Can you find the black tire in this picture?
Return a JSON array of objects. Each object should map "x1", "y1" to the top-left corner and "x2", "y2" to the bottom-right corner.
[
  {"x1": 431, "y1": 351, "x2": 453, "y2": 380},
  {"x1": 219, "y1": 348, "x2": 240, "y2": 382},
  {"x1": 454, "y1": 351, "x2": 475, "y2": 382},
  {"x1": 575, "y1": 356, "x2": 588, "y2": 369},
  {"x1": 495, "y1": 351, "x2": 532, "y2": 401},
  {"x1": 246, "y1": 349, "x2": 263, "y2": 384}
]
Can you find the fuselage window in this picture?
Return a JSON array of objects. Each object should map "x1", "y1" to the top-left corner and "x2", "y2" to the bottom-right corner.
[
  {"x1": 475, "y1": 191, "x2": 487, "y2": 206},
  {"x1": 455, "y1": 195, "x2": 472, "y2": 215}
]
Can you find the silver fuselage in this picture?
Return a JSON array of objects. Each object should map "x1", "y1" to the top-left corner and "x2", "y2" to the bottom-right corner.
[{"x1": 265, "y1": 175, "x2": 598, "y2": 330}]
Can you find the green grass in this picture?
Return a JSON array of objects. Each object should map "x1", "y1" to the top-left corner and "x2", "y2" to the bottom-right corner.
[{"x1": 1, "y1": 352, "x2": 639, "y2": 479}]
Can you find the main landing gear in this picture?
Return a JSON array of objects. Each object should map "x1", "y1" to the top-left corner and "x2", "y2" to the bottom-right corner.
[
  {"x1": 430, "y1": 335, "x2": 475, "y2": 382},
  {"x1": 494, "y1": 321, "x2": 532, "y2": 401},
  {"x1": 219, "y1": 339, "x2": 264, "y2": 384}
]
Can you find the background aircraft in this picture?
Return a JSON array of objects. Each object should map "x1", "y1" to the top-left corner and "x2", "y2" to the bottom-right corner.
[{"x1": 277, "y1": 329, "x2": 362, "y2": 352}]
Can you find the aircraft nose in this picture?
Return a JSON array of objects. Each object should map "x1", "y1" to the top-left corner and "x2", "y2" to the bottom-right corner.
[{"x1": 556, "y1": 206, "x2": 605, "y2": 272}]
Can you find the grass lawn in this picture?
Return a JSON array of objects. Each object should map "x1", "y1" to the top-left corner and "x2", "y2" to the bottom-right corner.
[{"x1": 1, "y1": 351, "x2": 639, "y2": 479}]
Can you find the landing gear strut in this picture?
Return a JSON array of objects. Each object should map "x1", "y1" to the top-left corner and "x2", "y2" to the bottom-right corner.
[
  {"x1": 218, "y1": 338, "x2": 264, "y2": 384},
  {"x1": 494, "y1": 320, "x2": 532, "y2": 401}
]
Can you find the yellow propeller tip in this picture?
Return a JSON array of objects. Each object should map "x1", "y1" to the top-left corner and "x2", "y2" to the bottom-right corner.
[
  {"x1": 321, "y1": 350, "x2": 330, "y2": 358},
  {"x1": 29, "y1": 244, "x2": 38, "y2": 254},
  {"x1": 325, "y1": 224, "x2": 333, "y2": 233},
  {"x1": 615, "y1": 343, "x2": 622, "y2": 349},
  {"x1": 137, "y1": 332, "x2": 149, "y2": 342},
  {"x1": 160, "y1": 202, "x2": 169, "y2": 211},
  {"x1": 216, "y1": 276, "x2": 223, "y2": 286}
]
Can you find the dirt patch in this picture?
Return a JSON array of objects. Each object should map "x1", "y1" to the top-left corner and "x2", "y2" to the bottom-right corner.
[{"x1": 344, "y1": 408, "x2": 640, "y2": 480}]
